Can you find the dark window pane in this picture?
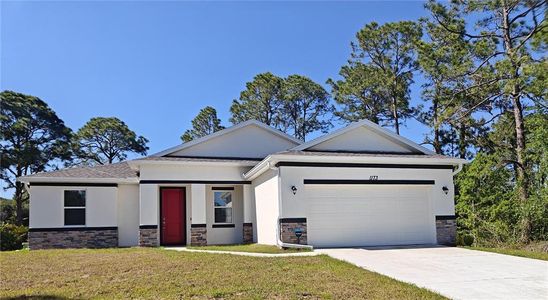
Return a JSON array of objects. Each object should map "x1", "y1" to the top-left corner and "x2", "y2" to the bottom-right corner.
[
  {"x1": 64, "y1": 208, "x2": 85, "y2": 225},
  {"x1": 214, "y1": 208, "x2": 232, "y2": 223},
  {"x1": 214, "y1": 192, "x2": 232, "y2": 207},
  {"x1": 64, "y1": 190, "x2": 86, "y2": 207}
]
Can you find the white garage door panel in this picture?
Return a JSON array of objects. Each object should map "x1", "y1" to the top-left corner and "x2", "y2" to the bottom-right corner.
[{"x1": 306, "y1": 185, "x2": 435, "y2": 247}]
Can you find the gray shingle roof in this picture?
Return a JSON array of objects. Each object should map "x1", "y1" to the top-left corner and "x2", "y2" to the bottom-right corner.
[
  {"x1": 19, "y1": 156, "x2": 261, "y2": 182},
  {"x1": 20, "y1": 161, "x2": 137, "y2": 179}
]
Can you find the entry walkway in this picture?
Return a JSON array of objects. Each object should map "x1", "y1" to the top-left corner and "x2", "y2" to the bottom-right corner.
[{"x1": 165, "y1": 246, "x2": 320, "y2": 257}]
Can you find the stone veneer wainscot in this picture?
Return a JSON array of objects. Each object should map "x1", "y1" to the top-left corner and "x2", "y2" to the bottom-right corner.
[
  {"x1": 436, "y1": 216, "x2": 457, "y2": 246},
  {"x1": 280, "y1": 218, "x2": 307, "y2": 245},
  {"x1": 28, "y1": 227, "x2": 118, "y2": 250},
  {"x1": 243, "y1": 223, "x2": 253, "y2": 244},
  {"x1": 139, "y1": 225, "x2": 159, "y2": 247},
  {"x1": 190, "y1": 224, "x2": 207, "y2": 246}
]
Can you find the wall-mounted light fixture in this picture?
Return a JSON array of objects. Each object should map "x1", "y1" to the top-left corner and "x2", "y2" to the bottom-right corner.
[
  {"x1": 442, "y1": 186, "x2": 449, "y2": 195},
  {"x1": 291, "y1": 185, "x2": 298, "y2": 195}
]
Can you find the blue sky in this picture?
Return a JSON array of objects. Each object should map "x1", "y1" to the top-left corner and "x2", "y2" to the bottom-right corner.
[{"x1": 1, "y1": 1, "x2": 432, "y2": 196}]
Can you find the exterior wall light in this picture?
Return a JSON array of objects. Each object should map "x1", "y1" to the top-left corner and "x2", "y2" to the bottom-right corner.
[
  {"x1": 442, "y1": 186, "x2": 449, "y2": 194},
  {"x1": 291, "y1": 185, "x2": 297, "y2": 195}
]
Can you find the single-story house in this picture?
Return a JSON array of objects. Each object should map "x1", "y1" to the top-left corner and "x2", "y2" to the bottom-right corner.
[{"x1": 18, "y1": 119, "x2": 466, "y2": 250}]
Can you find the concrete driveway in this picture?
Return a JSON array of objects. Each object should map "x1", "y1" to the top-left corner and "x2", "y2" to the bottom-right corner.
[{"x1": 316, "y1": 246, "x2": 548, "y2": 300}]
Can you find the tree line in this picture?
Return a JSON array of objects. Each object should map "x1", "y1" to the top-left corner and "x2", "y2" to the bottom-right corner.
[
  {"x1": 1, "y1": 91, "x2": 149, "y2": 226},
  {"x1": 173, "y1": 0, "x2": 548, "y2": 246},
  {"x1": 1, "y1": 0, "x2": 546, "y2": 247}
]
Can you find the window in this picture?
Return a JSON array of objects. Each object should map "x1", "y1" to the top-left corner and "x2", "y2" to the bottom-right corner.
[
  {"x1": 64, "y1": 190, "x2": 85, "y2": 226},
  {"x1": 214, "y1": 190, "x2": 233, "y2": 224}
]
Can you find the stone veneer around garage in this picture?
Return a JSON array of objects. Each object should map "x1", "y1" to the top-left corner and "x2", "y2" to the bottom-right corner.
[
  {"x1": 190, "y1": 224, "x2": 207, "y2": 246},
  {"x1": 280, "y1": 218, "x2": 307, "y2": 245},
  {"x1": 436, "y1": 216, "x2": 457, "y2": 246},
  {"x1": 139, "y1": 225, "x2": 159, "y2": 247},
  {"x1": 28, "y1": 227, "x2": 118, "y2": 250}
]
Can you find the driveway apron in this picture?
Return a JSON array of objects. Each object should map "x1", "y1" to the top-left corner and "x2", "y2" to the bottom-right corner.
[{"x1": 316, "y1": 246, "x2": 548, "y2": 300}]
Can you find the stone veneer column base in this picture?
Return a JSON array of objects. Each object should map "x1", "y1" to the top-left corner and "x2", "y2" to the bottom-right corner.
[
  {"x1": 436, "y1": 216, "x2": 457, "y2": 246},
  {"x1": 243, "y1": 223, "x2": 253, "y2": 244},
  {"x1": 190, "y1": 225, "x2": 207, "y2": 246},
  {"x1": 139, "y1": 226, "x2": 159, "y2": 247},
  {"x1": 28, "y1": 227, "x2": 118, "y2": 250},
  {"x1": 280, "y1": 218, "x2": 307, "y2": 245}
]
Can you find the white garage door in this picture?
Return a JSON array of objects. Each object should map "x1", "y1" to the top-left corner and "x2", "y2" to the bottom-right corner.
[{"x1": 306, "y1": 185, "x2": 436, "y2": 247}]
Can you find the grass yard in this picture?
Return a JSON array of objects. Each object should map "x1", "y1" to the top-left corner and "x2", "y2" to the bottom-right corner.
[
  {"x1": 465, "y1": 246, "x2": 548, "y2": 261},
  {"x1": 0, "y1": 248, "x2": 445, "y2": 299},
  {"x1": 187, "y1": 243, "x2": 311, "y2": 253}
]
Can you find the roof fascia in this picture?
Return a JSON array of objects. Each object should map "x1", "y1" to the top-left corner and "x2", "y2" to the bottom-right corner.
[{"x1": 244, "y1": 154, "x2": 468, "y2": 180}]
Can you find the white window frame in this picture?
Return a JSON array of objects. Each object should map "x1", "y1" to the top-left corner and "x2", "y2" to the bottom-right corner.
[
  {"x1": 63, "y1": 189, "x2": 86, "y2": 227},
  {"x1": 213, "y1": 189, "x2": 234, "y2": 225}
]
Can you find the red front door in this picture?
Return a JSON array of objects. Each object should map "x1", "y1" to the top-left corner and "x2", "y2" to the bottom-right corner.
[{"x1": 161, "y1": 188, "x2": 186, "y2": 245}]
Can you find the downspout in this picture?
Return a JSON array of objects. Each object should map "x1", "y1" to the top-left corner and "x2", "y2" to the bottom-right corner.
[
  {"x1": 274, "y1": 165, "x2": 313, "y2": 250},
  {"x1": 276, "y1": 218, "x2": 313, "y2": 250},
  {"x1": 452, "y1": 163, "x2": 463, "y2": 176}
]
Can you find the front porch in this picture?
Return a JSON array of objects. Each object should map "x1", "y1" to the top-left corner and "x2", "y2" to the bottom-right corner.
[{"x1": 138, "y1": 182, "x2": 256, "y2": 247}]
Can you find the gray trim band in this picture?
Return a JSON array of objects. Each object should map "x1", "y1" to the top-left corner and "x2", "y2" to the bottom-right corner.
[
  {"x1": 139, "y1": 225, "x2": 158, "y2": 229},
  {"x1": 190, "y1": 224, "x2": 206, "y2": 228},
  {"x1": 303, "y1": 179, "x2": 435, "y2": 185},
  {"x1": 140, "y1": 180, "x2": 251, "y2": 185},
  {"x1": 279, "y1": 218, "x2": 306, "y2": 223},
  {"x1": 29, "y1": 226, "x2": 117, "y2": 232},
  {"x1": 435, "y1": 215, "x2": 457, "y2": 220},
  {"x1": 277, "y1": 162, "x2": 454, "y2": 169},
  {"x1": 30, "y1": 182, "x2": 118, "y2": 187}
]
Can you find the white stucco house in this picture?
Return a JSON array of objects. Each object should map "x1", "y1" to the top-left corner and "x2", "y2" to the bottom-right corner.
[{"x1": 18, "y1": 119, "x2": 466, "y2": 250}]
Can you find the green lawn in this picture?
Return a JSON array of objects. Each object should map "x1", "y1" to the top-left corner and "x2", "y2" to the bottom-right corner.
[
  {"x1": 465, "y1": 246, "x2": 548, "y2": 261},
  {"x1": 187, "y1": 243, "x2": 311, "y2": 253},
  {"x1": 0, "y1": 248, "x2": 445, "y2": 299}
]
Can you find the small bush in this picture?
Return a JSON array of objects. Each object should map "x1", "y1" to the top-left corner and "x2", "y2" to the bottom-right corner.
[
  {"x1": 456, "y1": 233, "x2": 475, "y2": 246},
  {"x1": 463, "y1": 234, "x2": 474, "y2": 246},
  {"x1": 0, "y1": 224, "x2": 28, "y2": 251}
]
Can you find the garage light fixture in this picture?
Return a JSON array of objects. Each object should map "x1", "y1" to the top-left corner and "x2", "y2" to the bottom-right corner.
[
  {"x1": 291, "y1": 185, "x2": 297, "y2": 195},
  {"x1": 442, "y1": 186, "x2": 449, "y2": 194}
]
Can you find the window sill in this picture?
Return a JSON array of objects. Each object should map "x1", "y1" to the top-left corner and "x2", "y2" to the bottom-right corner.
[{"x1": 212, "y1": 224, "x2": 235, "y2": 228}]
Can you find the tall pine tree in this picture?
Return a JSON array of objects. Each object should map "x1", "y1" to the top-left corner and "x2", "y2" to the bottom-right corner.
[
  {"x1": 229, "y1": 72, "x2": 284, "y2": 129},
  {"x1": 332, "y1": 21, "x2": 422, "y2": 134},
  {"x1": 182, "y1": 106, "x2": 225, "y2": 142},
  {"x1": 281, "y1": 75, "x2": 333, "y2": 141}
]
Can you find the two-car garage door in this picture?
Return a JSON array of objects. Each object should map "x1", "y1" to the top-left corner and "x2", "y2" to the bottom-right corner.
[{"x1": 305, "y1": 185, "x2": 436, "y2": 247}]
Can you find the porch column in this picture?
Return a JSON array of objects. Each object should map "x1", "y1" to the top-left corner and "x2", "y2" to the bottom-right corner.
[
  {"x1": 190, "y1": 184, "x2": 207, "y2": 246},
  {"x1": 139, "y1": 184, "x2": 159, "y2": 246},
  {"x1": 243, "y1": 185, "x2": 255, "y2": 243}
]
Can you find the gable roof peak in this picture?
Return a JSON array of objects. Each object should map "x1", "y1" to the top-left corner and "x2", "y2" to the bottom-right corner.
[
  {"x1": 291, "y1": 119, "x2": 435, "y2": 155},
  {"x1": 152, "y1": 119, "x2": 302, "y2": 157}
]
